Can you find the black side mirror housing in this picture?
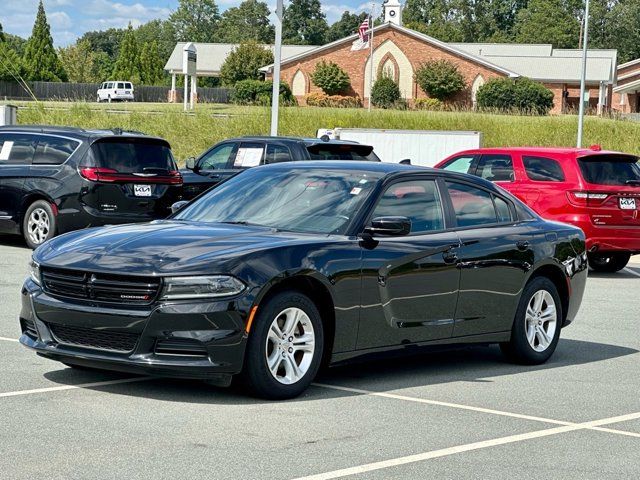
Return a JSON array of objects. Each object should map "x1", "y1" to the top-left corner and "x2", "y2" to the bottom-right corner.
[
  {"x1": 185, "y1": 157, "x2": 196, "y2": 170},
  {"x1": 399, "y1": 159, "x2": 411, "y2": 165},
  {"x1": 170, "y1": 200, "x2": 189, "y2": 214},
  {"x1": 364, "y1": 216, "x2": 411, "y2": 237}
]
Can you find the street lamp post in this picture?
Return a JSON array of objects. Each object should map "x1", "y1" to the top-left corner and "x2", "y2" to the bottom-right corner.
[
  {"x1": 270, "y1": 0, "x2": 284, "y2": 136},
  {"x1": 577, "y1": 0, "x2": 590, "y2": 148}
]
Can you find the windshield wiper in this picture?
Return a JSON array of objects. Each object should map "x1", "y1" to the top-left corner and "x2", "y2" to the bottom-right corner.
[{"x1": 625, "y1": 180, "x2": 640, "y2": 186}]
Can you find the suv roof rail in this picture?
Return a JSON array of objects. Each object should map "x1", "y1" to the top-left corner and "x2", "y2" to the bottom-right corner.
[
  {"x1": 0, "y1": 125, "x2": 87, "y2": 133},
  {"x1": 107, "y1": 128, "x2": 148, "y2": 136}
]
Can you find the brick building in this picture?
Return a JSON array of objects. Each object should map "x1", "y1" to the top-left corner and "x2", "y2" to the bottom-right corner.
[{"x1": 612, "y1": 58, "x2": 640, "y2": 114}]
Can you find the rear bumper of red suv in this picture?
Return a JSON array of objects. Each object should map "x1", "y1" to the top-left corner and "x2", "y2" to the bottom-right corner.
[{"x1": 571, "y1": 217, "x2": 640, "y2": 254}]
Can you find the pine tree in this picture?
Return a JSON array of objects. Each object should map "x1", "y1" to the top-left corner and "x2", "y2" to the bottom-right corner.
[
  {"x1": 23, "y1": 1, "x2": 67, "y2": 81},
  {"x1": 0, "y1": 22, "x2": 5, "y2": 43},
  {"x1": 139, "y1": 41, "x2": 164, "y2": 85},
  {"x1": 112, "y1": 24, "x2": 141, "y2": 83}
]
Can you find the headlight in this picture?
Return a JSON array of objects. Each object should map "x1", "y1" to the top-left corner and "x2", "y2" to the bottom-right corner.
[
  {"x1": 29, "y1": 260, "x2": 41, "y2": 286},
  {"x1": 160, "y1": 275, "x2": 245, "y2": 300}
]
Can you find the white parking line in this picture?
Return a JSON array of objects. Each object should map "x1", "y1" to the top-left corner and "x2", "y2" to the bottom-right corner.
[
  {"x1": 292, "y1": 411, "x2": 640, "y2": 480},
  {"x1": 0, "y1": 336, "x2": 19, "y2": 343},
  {"x1": 624, "y1": 267, "x2": 640, "y2": 278},
  {"x1": 0, "y1": 377, "x2": 150, "y2": 398},
  {"x1": 313, "y1": 383, "x2": 640, "y2": 438}
]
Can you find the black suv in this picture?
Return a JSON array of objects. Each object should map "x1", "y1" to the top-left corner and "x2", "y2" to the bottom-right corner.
[
  {"x1": 0, "y1": 126, "x2": 182, "y2": 248},
  {"x1": 181, "y1": 136, "x2": 380, "y2": 199}
]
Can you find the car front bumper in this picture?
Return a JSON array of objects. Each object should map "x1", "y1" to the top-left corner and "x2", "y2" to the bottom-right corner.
[{"x1": 19, "y1": 279, "x2": 250, "y2": 381}]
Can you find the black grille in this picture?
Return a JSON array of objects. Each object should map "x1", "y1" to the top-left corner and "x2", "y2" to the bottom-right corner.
[
  {"x1": 49, "y1": 323, "x2": 139, "y2": 353},
  {"x1": 41, "y1": 267, "x2": 161, "y2": 305},
  {"x1": 22, "y1": 319, "x2": 38, "y2": 339},
  {"x1": 154, "y1": 338, "x2": 208, "y2": 357}
]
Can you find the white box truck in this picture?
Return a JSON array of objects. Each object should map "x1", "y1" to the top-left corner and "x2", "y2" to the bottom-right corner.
[{"x1": 317, "y1": 128, "x2": 482, "y2": 167}]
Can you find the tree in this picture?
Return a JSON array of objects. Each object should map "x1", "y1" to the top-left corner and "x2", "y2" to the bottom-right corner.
[
  {"x1": 23, "y1": 1, "x2": 67, "y2": 81},
  {"x1": 476, "y1": 77, "x2": 554, "y2": 114},
  {"x1": 415, "y1": 59, "x2": 466, "y2": 100},
  {"x1": 371, "y1": 76, "x2": 401, "y2": 108},
  {"x1": 402, "y1": 0, "x2": 464, "y2": 42},
  {"x1": 0, "y1": 22, "x2": 5, "y2": 43},
  {"x1": 220, "y1": 41, "x2": 274, "y2": 85},
  {"x1": 58, "y1": 39, "x2": 101, "y2": 83},
  {"x1": 139, "y1": 41, "x2": 165, "y2": 85},
  {"x1": 218, "y1": 0, "x2": 274, "y2": 43},
  {"x1": 78, "y1": 28, "x2": 125, "y2": 59},
  {"x1": 607, "y1": 0, "x2": 640, "y2": 63},
  {"x1": 326, "y1": 12, "x2": 368, "y2": 43},
  {"x1": 514, "y1": 0, "x2": 580, "y2": 48},
  {"x1": 0, "y1": 43, "x2": 27, "y2": 81},
  {"x1": 282, "y1": 0, "x2": 328, "y2": 45},
  {"x1": 311, "y1": 61, "x2": 350, "y2": 95},
  {"x1": 111, "y1": 24, "x2": 141, "y2": 83},
  {"x1": 135, "y1": 20, "x2": 176, "y2": 61},
  {"x1": 169, "y1": 0, "x2": 220, "y2": 43}
]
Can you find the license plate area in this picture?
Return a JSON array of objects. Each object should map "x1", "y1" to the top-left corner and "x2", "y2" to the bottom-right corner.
[
  {"x1": 619, "y1": 198, "x2": 636, "y2": 210},
  {"x1": 134, "y1": 185, "x2": 152, "y2": 197}
]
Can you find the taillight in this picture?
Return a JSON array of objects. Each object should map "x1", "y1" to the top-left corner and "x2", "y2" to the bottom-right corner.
[
  {"x1": 567, "y1": 191, "x2": 609, "y2": 206},
  {"x1": 79, "y1": 167, "x2": 183, "y2": 185},
  {"x1": 79, "y1": 167, "x2": 118, "y2": 182},
  {"x1": 167, "y1": 170, "x2": 183, "y2": 185}
]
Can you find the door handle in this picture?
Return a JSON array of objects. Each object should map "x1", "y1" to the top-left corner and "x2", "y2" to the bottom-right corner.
[
  {"x1": 209, "y1": 174, "x2": 220, "y2": 179},
  {"x1": 442, "y1": 248, "x2": 458, "y2": 264},
  {"x1": 516, "y1": 241, "x2": 530, "y2": 251}
]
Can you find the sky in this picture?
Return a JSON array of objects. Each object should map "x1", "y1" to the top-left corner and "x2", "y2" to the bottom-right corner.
[{"x1": 1, "y1": 0, "x2": 371, "y2": 47}]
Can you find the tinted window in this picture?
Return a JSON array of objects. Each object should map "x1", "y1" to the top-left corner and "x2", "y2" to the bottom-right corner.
[
  {"x1": 447, "y1": 182, "x2": 498, "y2": 227},
  {"x1": 233, "y1": 142, "x2": 265, "y2": 168},
  {"x1": 33, "y1": 136, "x2": 80, "y2": 165},
  {"x1": 87, "y1": 140, "x2": 175, "y2": 173},
  {"x1": 107, "y1": 83, "x2": 113, "y2": 88},
  {"x1": 125, "y1": 83, "x2": 132, "y2": 89},
  {"x1": 372, "y1": 180, "x2": 445, "y2": 234},
  {"x1": 494, "y1": 195, "x2": 513, "y2": 223},
  {"x1": 578, "y1": 154, "x2": 640, "y2": 186},
  {"x1": 307, "y1": 144, "x2": 377, "y2": 161},
  {"x1": 477, "y1": 154, "x2": 514, "y2": 182},
  {"x1": 442, "y1": 155, "x2": 475, "y2": 174},
  {"x1": 523, "y1": 156, "x2": 565, "y2": 182},
  {"x1": 265, "y1": 144, "x2": 292, "y2": 164},
  {"x1": 117, "y1": 82, "x2": 125, "y2": 89},
  {"x1": 0, "y1": 134, "x2": 35, "y2": 165},
  {"x1": 199, "y1": 144, "x2": 235, "y2": 170}
]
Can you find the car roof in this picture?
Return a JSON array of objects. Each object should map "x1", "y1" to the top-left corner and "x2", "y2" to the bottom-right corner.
[
  {"x1": 0, "y1": 125, "x2": 167, "y2": 145},
  {"x1": 451, "y1": 146, "x2": 634, "y2": 158},
  {"x1": 220, "y1": 136, "x2": 364, "y2": 147}
]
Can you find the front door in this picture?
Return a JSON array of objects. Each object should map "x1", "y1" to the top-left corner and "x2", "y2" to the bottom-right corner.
[
  {"x1": 182, "y1": 142, "x2": 238, "y2": 199},
  {"x1": 356, "y1": 178, "x2": 461, "y2": 349}
]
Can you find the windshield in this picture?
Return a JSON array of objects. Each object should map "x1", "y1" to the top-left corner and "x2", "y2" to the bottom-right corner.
[
  {"x1": 578, "y1": 154, "x2": 640, "y2": 186},
  {"x1": 174, "y1": 167, "x2": 383, "y2": 234},
  {"x1": 87, "y1": 139, "x2": 176, "y2": 173}
]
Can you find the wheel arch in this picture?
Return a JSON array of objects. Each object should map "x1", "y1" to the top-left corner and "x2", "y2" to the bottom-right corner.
[
  {"x1": 528, "y1": 263, "x2": 569, "y2": 326},
  {"x1": 19, "y1": 193, "x2": 57, "y2": 233}
]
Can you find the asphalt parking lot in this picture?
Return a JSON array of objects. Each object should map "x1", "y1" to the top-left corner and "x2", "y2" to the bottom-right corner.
[{"x1": 1, "y1": 236, "x2": 639, "y2": 479}]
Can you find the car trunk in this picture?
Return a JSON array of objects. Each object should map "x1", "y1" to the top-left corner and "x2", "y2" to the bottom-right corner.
[
  {"x1": 574, "y1": 153, "x2": 640, "y2": 227},
  {"x1": 79, "y1": 137, "x2": 182, "y2": 217}
]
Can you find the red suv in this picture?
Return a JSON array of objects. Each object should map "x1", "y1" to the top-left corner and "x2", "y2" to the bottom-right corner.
[{"x1": 436, "y1": 146, "x2": 640, "y2": 272}]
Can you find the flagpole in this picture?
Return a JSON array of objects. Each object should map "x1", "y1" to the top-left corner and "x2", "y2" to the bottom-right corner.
[{"x1": 368, "y1": 4, "x2": 375, "y2": 112}]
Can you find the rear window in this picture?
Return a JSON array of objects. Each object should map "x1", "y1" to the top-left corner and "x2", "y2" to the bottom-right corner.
[
  {"x1": 86, "y1": 139, "x2": 176, "y2": 173},
  {"x1": 307, "y1": 144, "x2": 380, "y2": 162},
  {"x1": 523, "y1": 156, "x2": 565, "y2": 182},
  {"x1": 125, "y1": 83, "x2": 132, "y2": 89},
  {"x1": 578, "y1": 154, "x2": 640, "y2": 186}
]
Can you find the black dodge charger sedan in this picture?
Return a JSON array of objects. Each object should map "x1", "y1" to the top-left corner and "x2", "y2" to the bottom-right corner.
[{"x1": 20, "y1": 162, "x2": 587, "y2": 399}]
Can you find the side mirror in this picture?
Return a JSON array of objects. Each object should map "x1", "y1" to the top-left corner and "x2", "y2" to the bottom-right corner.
[
  {"x1": 399, "y1": 159, "x2": 411, "y2": 165},
  {"x1": 185, "y1": 157, "x2": 196, "y2": 170},
  {"x1": 171, "y1": 200, "x2": 189, "y2": 214},
  {"x1": 364, "y1": 216, "x2": 411, "y2": 237}
]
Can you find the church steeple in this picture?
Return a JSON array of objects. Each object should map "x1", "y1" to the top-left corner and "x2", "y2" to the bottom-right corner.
[{"x1": 383, "y1": 0, "x2": 403, "y2": 26}]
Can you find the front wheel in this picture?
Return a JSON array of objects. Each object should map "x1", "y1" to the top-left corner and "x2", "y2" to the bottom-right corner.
[
  {"x1": 241, "y1": 291, "x2": 324, "y2": 400},
  {"x1": 588, "y1": 252, "x2": 630, "y2": 273},
  {"x1": 23, "y1": 200, "x2": 56, "y2": 249},
  {"x1": 500, "y1": 277, "x2": 562, "y2": 365}
]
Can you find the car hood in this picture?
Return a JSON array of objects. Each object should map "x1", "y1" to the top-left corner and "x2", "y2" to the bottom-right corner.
[{"x1": 35, "y1": 221, "x2": 324, "y2": 276}]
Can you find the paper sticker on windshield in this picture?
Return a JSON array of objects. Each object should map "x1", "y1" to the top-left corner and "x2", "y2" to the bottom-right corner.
[
  {"x1": 0, "y1": 141, "x2": 14, "y2": 161},
  {"x1": 350, "y1": 187, "x2": 362, "y2": 195},
  {"x1": 234, "y1": 148, "x2": 263, "y2": 167}
]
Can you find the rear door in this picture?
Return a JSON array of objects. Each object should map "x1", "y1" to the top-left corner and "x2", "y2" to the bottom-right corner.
[
  {"x1": 182, "y1": 142, "x2": 238, "y2": 199},
  {"x1": 79, "y1": 138, "x2": 182, "y2": 220},
  {"x1": 575, "y1": 153, "x2": 640, "y2": 227},
  {"x1": 0, "y1": 133, "x2": 36, "y2": 232}
]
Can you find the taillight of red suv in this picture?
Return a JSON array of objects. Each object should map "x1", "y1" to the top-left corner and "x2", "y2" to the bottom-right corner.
[
  {"x1": 567, "y1": 191, "x2": 609, "y2": 206},
  {"x1": 79, "y1": 167, "x2": 183, "y2": 185}
]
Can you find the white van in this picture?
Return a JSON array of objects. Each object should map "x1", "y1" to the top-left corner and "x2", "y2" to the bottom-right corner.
[{"x1": 97, "y1": 81, "x2": 135, "y2": 102}]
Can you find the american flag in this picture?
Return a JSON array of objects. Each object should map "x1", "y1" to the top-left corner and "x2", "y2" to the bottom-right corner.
[{"x1": 351, "y1": 18, "x2": 371, "y2": 51}]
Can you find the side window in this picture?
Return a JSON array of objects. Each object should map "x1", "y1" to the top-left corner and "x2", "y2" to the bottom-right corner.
[
  {"x1": 117, "y1": 82, "x2": 125, "y2": 89},
  {"x1": 441, "y1": 155, "x2": 475, "y2": 174},
  {"x1": 446, "y1": 182, "x2": 499, "y2": 227},
  {"x1": 264, "y1": 144, "x2": 292, "y2": 164},
  {"x1": 33, "y1": 137, "x2": 80, "y2": 165},
  {"x1": 233, "y1": 142, "x2": 265, "y2": 168},
  {"x1": 477, "y1": 154, "x2": 514, "y2": 182},
  {"x1": 523, "y1": 155, "x2": 565, "y2": 182},
  {"x1": 371, "y1": 179, "x2": 445, "y2": 234},
  {"x1": 0, "y1": 134, "x2": 36, "y2": 165},
  {"x1": 107, "y1": 82, "x2": 113, "y2": 89},
  {"x1": 125, "y1": 83, "x2": 132, "y2": 89},
  {"x1": 493, "y1": 195, "x2": 513, "y2": 223},
  {"x1": 199, "y1": 144, "x2": 235, "y2": 170}
]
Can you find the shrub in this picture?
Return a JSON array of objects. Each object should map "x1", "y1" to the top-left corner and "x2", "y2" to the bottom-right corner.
[
  {"x1": 414, "y1": 97, "x2": 443, "y2": 111},
  {"x1": 371, "y1": 76, "x2": 401, "y2": 109},
  {"x1": 220, "y1": 41, "x2": 274, "y2": 86},
  {"x1": 415, "y1": 60, "x2": 466, "y2": 101},
  {"x1": 310, "y1": 61, "x2": 351, "y2": 95},
  {"x1": 232, "y1": 80, "x2": 296, "y2": 106},
  {"x1": 477, "y1": 77, "x2": 554, "y2": 115},
  {"x1": 305, "y1": 93, "x2": 362, "y2": 108}
]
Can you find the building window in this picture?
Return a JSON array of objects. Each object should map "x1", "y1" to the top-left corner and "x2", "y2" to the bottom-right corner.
[
  {"x1": 292, "y1": 70, "x2": 306, "y2": 96},
  {"x1": 471, "y1": 75, "x2": 485, "y2": 108}
]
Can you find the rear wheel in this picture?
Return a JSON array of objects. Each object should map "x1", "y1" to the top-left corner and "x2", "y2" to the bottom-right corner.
[
  {"x1": 241, "y1": 291, "x2": 324, "y2": 400},
  {"x1": 23, "y1": 200, "x2": 56, "y2": 249},
  {"x1": 587, "y1": 252, "x2": 630, "y2": 273},
  {"x1": 500, "y1": 277, "x2": 562, "y2": 365}
]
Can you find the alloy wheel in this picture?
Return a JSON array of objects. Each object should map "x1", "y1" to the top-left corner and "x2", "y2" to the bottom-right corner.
[
  {"x1": 525, "y1": 290, "x2": 557, "y2": 352},
  {"x1": 265, "y1": 307, "x2": 315, "y2": 385},
  {"x1": 27, "y1": 208, "x2": 50, "y2": 245}
]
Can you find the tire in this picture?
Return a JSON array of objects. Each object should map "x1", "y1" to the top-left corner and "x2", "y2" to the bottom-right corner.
[
  {"x1": 587, "y1": 252, "x2": 630, "y2": 273},
  {"x1": 241, "y1": 291, "x2": 324, "y2": 400},
  {"x1": 107, "y1": 95, "x2": 112, "y2": 103},
  {"x1": 23, "y1": 200, "x2": 56, "y2": 249},
  {"x1": 500, "y1": 276, "x2": 562, "y2": 365},
  {"x1": 96, "y1": 96, "x2": 101, "y2": 103}
]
